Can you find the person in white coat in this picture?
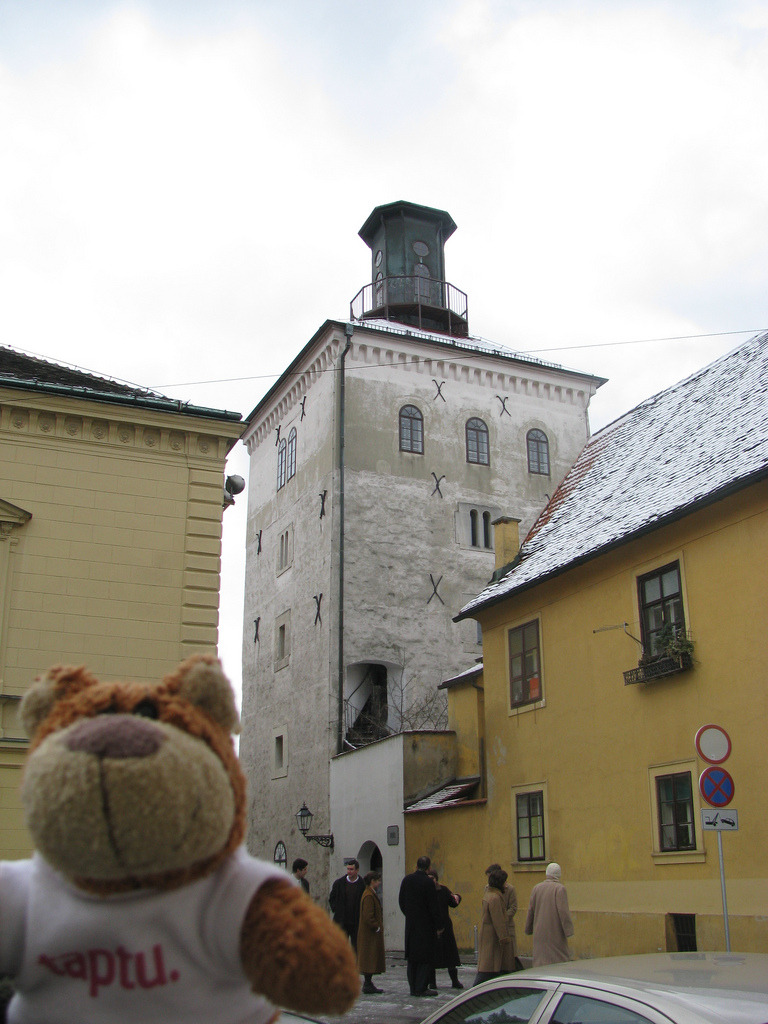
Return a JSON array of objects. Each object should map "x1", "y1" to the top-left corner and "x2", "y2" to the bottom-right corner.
[{"x1": 524, "y1": 862, "x2": 574, "y2": 967}]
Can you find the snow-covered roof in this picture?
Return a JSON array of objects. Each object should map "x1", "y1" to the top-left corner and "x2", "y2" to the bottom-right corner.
[
  {"x1": 356, "y1": 318, "x2": 591, "y2": 378},
  {"x1": 405, "y1": 777, "x2": 482, "y2": 813},
  {"x1": 438, "y1": 662, "x2": 483, "y2": 689},
  {"x1": 0, "y1": 345, "x2": 242, "y2": 422},
  {"x1": 458, "y1": 332, "x2": 768, "y2": 618}
]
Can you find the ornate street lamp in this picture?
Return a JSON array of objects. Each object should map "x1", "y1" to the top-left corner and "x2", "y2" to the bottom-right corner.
[{"x1": 296, "y1": 803, "x2": 334, "y2": 850}]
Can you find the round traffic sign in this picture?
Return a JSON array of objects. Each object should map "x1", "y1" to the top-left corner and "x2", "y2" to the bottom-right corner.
[
  {"x1": 695, "y1": 724, "x2": 731, "y2": 764},
  {"x1": 699, "y1": 766, "x2": 735, "y2": 808}
]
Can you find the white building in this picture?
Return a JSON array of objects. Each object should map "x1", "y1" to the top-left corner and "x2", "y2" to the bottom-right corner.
[{"x1": 239, "y1": 201, "x2": 604, "y2": 938}]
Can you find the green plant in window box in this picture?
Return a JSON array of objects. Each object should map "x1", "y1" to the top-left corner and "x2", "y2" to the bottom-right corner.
[{"x1": 640, "y1": 623, "x2": 695, "y2": 667}]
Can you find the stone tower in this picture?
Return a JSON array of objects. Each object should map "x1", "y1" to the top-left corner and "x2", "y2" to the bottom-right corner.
[{"x1": 239, "y1": 201, "x2": 604, "y2": 932}]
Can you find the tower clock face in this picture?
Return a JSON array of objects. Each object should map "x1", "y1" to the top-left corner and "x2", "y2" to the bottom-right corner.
[{"x1": 374, "y1": 249, "x2": 383, "y2": 267}]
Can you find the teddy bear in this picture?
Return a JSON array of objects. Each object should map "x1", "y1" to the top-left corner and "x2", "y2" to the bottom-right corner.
[{"x1": 0, "y1": 654, "x2": 360, "y2": 1023}]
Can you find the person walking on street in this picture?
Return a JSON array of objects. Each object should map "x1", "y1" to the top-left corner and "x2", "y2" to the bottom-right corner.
[
  {"x1": 485, "y1": 862, "x2": 518, "y2": 969},
  {"x1": 398, "y1": 855, "x2": 442, "y2": 998},
  {"x1": 474, "y1": 868, "x2": 514, "y2": 985},
  {"x1": 292, "y1": 858, "x2": 310, "y2": 894},
  {"x1": 329, "y1": 858, "x2": 366, "y2": 950},
  {"x1": 357, "y1": 871, "x2": 385, "y2": 994},
  {"x1": 426, "y1": 868, "x2": 464, "y2": 990},
  {"x1": 524, "y1": 862, "x2": 574, "y2": 967}
]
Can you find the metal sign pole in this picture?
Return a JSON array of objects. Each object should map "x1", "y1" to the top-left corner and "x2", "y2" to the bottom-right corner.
[{"x1": 717, "y1": 831, "x2": 731, "y2": 952}]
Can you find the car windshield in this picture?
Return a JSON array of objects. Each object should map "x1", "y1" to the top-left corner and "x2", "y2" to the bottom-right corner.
[{"x1": 439, "y1": 987, "x2": 550, "y2": 1024}]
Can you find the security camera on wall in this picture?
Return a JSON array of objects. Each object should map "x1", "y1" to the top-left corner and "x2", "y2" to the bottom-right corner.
[{"x1": 223, "y1": 474, "x2": 246, "y2": 508}]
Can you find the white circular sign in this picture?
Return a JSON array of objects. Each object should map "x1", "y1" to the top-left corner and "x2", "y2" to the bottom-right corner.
[{"x1": 695, "y1": 724, "x2": 731, "y2": 764}]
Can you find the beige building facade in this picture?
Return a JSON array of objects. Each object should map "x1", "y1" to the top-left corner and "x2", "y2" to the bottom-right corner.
[{"x1": 0, "y1": 347, "x2": 243, "y2": 859}]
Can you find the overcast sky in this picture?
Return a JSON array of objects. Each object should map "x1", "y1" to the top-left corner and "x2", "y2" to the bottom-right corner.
[{"x1": 2, "y1": 0, "x2": 767, "y2": 702}]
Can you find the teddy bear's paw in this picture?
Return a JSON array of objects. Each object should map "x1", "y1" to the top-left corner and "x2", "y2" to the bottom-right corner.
[{"x1": 241, "y1": 880, "x2": 360, "y2": 1015}]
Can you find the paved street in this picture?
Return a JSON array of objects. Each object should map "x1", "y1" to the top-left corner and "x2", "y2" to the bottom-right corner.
[{"x1": 314, "y1": 954, "x2": 477, "y2": 1024}]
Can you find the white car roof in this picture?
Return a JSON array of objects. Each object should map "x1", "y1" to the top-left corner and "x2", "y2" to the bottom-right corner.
[{"x1": 515, "y1": 953, "x2": 768, "y2": 1023}]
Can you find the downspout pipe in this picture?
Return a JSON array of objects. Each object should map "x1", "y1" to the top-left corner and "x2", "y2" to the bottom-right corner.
[{"x1": 337, "y1": 324, "x2": 353, "y2": 754}]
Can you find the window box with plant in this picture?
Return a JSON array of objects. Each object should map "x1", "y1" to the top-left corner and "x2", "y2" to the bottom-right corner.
[{"x1": 624, "y1": 623, "x2": 695, "y2": 685}]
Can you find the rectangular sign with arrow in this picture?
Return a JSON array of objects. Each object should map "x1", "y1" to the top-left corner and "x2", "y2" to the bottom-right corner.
[{"x1": 701, "y1": 809, "x2": 739, "y2": 831}]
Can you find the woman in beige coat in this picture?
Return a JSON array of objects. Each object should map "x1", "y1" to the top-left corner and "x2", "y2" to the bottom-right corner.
[
  {"x1": 357, "y1": 871, "x2": 385, "y2": 994},
  {"x1": 473, "y1": 868, "x2": 515, "y2": 985}
]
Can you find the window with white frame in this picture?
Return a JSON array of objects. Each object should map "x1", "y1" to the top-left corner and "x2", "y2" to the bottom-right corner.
[
  {"x1": 527, "y1": 429, "x2": 550, "y2": 475},
  {"x1": 286, "y1": 427, "x2": 297, "y2": 482},
  {"x1": 277, "y1": 438, "x2": 287, "y2": 490},
  {"x1": 456, "y1": 503, "x2": 499, "y2": 549},
  {"x1": 466, "y1": 417, "x2": 490, "y2": 465},
  {"x1": 400, "y1": 405, "x2": 424, "y2": 454},
  {"x1": 273, "y1": 842, "x2": 287, "y2": 869}
]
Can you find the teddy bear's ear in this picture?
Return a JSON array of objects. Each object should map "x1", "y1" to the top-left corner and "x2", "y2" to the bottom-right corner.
[
  {"x1": 19, "y1": 665, "x2": 97, "y2": 737},
  {"x1": 170, "y1": 655, "x2": 240, "y2": 735}
]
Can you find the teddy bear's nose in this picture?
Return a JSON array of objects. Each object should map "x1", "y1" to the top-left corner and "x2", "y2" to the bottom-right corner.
[{"x1": 65, "y1": 715, "x2": 165, "y2": 759}]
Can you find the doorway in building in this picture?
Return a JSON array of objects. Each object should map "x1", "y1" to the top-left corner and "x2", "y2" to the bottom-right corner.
[{"x1": 357, "y1": 840, "x2": 383, "y2": 903}]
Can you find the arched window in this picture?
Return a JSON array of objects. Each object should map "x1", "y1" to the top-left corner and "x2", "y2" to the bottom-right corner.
[
  {"x1": 470, "y1": 509, "x2": 478, "y2": 547},
  {"x1": 527, "y1": 429, "x2": 550, "y2": 475},
  {"x1": 483, "y1": 511, "x2": 492, "y2": 549},
  {"x1": 399, "y1": 405, "x2": 424, "y2": 454},
  {"x1": 414, "y1": 263, "x2": 430, "y2": 301},
  {"x1": 287, "y1": 428, "x2": 297, "y2": 482},
  {"x1": 466, "y1": 418, "x2": 489, "y2": 465},
  {"x1": 273, "y1": 841, "x2": 287, "y2": 869},
  {"x1": 277, "y1": 438, "x2": 287, "y2": 490}
]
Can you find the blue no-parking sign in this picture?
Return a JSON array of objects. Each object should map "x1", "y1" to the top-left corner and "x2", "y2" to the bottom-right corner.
[{"x1": 699, "y1": 765, "x2": 735, "y2": 808}]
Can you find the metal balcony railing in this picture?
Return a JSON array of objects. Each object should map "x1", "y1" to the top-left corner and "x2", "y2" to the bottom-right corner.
[
  {"x1": 623, "y1": 652, "x2": 694, "y2": 685},
  {"x1": 350, "y1": 276, "x2": 469, "y2": 337}
]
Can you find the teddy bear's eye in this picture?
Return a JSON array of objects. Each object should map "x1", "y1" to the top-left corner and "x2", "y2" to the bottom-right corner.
[{"x1": 132, "y1": 699, "x2": 159, "y2": 720}]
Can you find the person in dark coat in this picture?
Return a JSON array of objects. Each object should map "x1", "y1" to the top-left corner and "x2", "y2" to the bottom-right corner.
[
  {"x1": 427, "y1": 868, "x2": 464, "y2": 989},
  {"x1": 329, "y1": 858, "x2": 366, "y2": 950},
  {"x1": 398, "y1": 855, "x2": 442, "y2": 998},
  {"x1": 292, "y1": 858, "x2": 310, "y2": 894},
  {"x1": 357, "y1": 871, "x2": 385, "y2": 994}
]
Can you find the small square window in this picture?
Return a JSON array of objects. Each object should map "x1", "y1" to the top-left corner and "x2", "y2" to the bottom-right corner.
[
  {"x1": 275, "y1": 610, "x2": 291, "y2": 671},
  {"x1": 272, "y1": 726, "x2": 288, "y2": 779}
]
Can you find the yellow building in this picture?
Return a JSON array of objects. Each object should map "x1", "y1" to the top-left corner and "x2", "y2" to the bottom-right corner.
[
  {"x1": 407, "y1": 332, "x2": 768, "y2": 957},
  {"x1": 0, "y1": 346, "x2": 243, "y2": 859}
]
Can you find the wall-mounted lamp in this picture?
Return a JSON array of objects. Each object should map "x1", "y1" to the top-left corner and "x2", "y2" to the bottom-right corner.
[{"x1": 296, "y1": 803, "x2": 334, "y2": 850}]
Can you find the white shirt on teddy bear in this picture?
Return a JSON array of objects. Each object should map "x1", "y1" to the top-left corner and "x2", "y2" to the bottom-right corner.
[{"x1": 0, "y1": 848, "x2": 291, "y2": 1024}]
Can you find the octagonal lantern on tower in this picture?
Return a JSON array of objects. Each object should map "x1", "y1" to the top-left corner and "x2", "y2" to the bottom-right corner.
[{"x1": 350, "y1": 200, "x2": 469, "y2": 337}]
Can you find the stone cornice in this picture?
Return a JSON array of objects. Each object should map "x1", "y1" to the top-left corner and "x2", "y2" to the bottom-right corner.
[
  {"x1": 243, "y1": 323, "x2": 599, "y2": 452},
  {"x1": 245, "y1": 333, "x2": 343, "y2": 452},
  {"x1": 0, "y1": 390, "x2": 243, "y2": 463},
  {"x1": 351, "y1": 336, "x2": 596, "y2": 405}
]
